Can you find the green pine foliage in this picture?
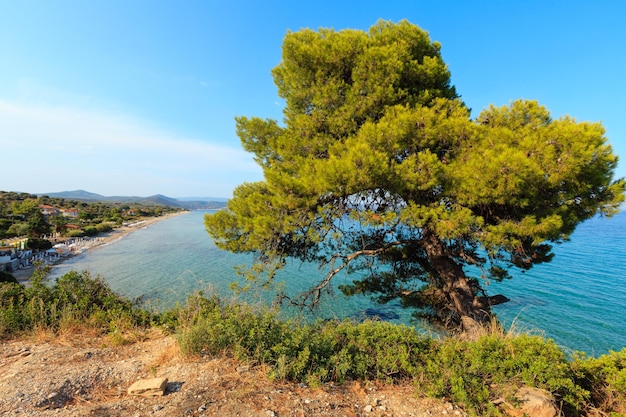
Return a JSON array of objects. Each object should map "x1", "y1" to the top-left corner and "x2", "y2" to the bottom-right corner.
[{"x1": 205, "y1": 20, "x2": 625, "y2": 329}]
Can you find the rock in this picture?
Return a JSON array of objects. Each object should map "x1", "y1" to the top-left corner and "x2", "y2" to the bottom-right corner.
[
  {"x1": 6, "y1": 347, "x2": 30, "y2": 358},
  {"x1": 460, "y1": 316, "x2": 483, "y2": 340},
  {"x1": 364, "y1": 404, "x2": 374, "y2": 412},
  {"x1": 127, "y1": 377, "x2": 168, "y2": 397},
  {"x1": 36, "y1": 389, "x2": 73, "y2": 409},
  {"x1": 477, "y1": 294, "x2": 510, "y2": 306},
  {"x1": 510, "y1": 386, "x2": 558, "y2": 417}
]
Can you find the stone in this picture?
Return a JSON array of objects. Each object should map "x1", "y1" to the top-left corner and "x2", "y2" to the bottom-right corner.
[
  {"x1": 512, "y1": 386, "x2": 558, "y2": 417},
  {"x1": 127, "y1": 377, "x2": 168, "y2": 397}
]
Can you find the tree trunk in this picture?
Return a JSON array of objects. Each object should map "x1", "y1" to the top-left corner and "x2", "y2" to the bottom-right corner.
[{"x1": 422, "y1": 228, "x2": 491, "y2": 333}]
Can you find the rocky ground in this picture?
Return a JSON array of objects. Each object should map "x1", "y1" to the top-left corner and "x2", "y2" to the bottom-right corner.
[{"x1": 0, "y1": 330, "x2": 469, "y2": 417}]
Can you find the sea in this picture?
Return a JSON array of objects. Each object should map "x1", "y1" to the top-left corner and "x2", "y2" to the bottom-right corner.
[{"x1": 48, "y1": 209, "x2": 626, "y2": 356}]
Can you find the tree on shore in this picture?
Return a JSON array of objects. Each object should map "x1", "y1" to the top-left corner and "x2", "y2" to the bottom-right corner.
[
  {"x1": 205, "y1": 20, "x2": 625, "y2": 332},
  {"x1": 27, "y1": 210, "x2": 51, "y2": 239}
]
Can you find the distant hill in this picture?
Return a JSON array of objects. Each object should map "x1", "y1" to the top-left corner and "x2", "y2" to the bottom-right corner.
[
  {"x1": 41, "y1": 190, "x2": 227, "y2": 210},
  {"x1": 43, "y1": 190, "x2": 107, "y2": 200},
  {"x1": 177, "y1": 196, "x2": 229, "y2": 202}
]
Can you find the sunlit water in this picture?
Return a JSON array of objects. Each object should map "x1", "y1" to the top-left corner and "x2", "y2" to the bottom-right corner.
[{"x1": 49, "y1": 210, "x2": 626, "y2": 355}]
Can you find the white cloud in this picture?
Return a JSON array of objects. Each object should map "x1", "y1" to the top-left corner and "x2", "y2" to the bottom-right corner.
[{"x1": 0, "y1": 98, "x2": 262, "y2": 197}]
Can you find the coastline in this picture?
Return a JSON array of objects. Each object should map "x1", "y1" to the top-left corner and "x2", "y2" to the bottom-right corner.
[{"x1": 10, "y1": 211, "x2": 189, "y2": 284}]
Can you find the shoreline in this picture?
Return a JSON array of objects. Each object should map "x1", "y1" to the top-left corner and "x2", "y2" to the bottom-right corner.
[{"x1": 10, "y1": 211, "x2": 189, "y2": 284}]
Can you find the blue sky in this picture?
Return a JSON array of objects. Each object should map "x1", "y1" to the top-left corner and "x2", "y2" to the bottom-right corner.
[{"x1": 1, "y1": 1, "x2": 624, "y2": 198}]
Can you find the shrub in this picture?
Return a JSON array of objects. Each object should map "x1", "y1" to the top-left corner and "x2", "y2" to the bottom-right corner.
[
  {"x1": 65, "y1": 229, "x2": 85, "y2": 238},
  {"x1": 175, "y1": 292, "x2": 431, "y2": 384},
  {"x1": 0, "y1": 282, "x2": 31, "y2": 335},
  {"x1": 417, "y1": 334, "x2": 588, "y2": 416},
  {"x1": 83, "y1": 226, "x2": 98, "y2": 237},
  {"x1": 303, "y1": 319, "x2": 431, "y2": 383},
  {"x1": 52, "y1": 270, "x2": 152, "y2": 329},
  {"x1": 0, "y1": 268, "x2": 153, "y2": 339},
  {"x1": 175, "y1": 291, "x2": 595, "y2": 415},
  {"x1": 95, "y1": 222, "x2": 114, "y2": 233},
  {"x1": 572, "y1": 349, "x2": 626, "y2": 414},
  {"x1": 176, "y1": 293, "x2": 291, "y2": 362}
]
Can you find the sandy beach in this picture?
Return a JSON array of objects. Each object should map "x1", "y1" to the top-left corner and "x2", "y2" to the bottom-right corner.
[{"x1": 9, "y1": 211, "x2": 188, "y2": 284}]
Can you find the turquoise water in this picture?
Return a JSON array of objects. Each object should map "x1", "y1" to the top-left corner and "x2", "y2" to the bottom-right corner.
[{"x1": 49, "y1": 210, "x2": 626, "y2": 355}]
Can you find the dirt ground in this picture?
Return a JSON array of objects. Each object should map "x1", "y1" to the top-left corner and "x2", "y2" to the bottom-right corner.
[{"x1": 0, "y1": 330, "x2": 469, "y2": 417}]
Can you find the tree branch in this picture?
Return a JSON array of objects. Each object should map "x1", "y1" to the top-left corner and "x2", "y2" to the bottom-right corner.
[{"x1": 286, "y1": 240, "x2": 406, "y2": 309}]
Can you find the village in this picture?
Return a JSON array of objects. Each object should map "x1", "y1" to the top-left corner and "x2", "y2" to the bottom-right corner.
[
  {"x1": 0, "y1": 235, "x2": 111, "y2": 275},
  {"x1": 0, "y1": 191, "x2": 178, "y2": 278}
]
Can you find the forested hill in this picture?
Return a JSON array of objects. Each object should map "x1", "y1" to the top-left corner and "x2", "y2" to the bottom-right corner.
[{"x1": 41, "y1": 190, "x2": 227, "y2": 210}]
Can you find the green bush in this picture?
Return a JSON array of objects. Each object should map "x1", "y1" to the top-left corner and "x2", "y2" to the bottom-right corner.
[
  {"x1": 176, "y1": 293, "x2": 292, "y2": 363},
  {"x1": 417, "y1": 334, "x2": 588, "y2": 416},
  {"x1": 175, "y1": 292, "x2": 431, "y2": 384},
  {"x1": 304, "y1": 319, "x2": 431, "y2": 382},
  {"x1": 572, "y1": 349, "x2": 626, "y2": 414},
  {"x1": 0, "y1": 268, "x2": 153, "y2": 338},
  {"x1": 65, "y1": 229, "x2": 85, "y2": 238},
  {"x1": 52, "y1": 270, "x2": 152, "y2": 327},
  {"x1": 83, "y1": 226, "x2": 98, "y2": 236},
  {"x1": 175, "y1": 292, "x2": 604, "y2": 415},
  {"x1": 0, "y1": 282, "x2": 31, "y2": 334},
  {"x1": 95, "y1": 222, "x2": 114, "y2": 233}
]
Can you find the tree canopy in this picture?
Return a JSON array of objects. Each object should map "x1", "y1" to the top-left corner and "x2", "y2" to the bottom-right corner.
[{"x1": 205, "y1": 20, "x2": 625, "y2": 332}]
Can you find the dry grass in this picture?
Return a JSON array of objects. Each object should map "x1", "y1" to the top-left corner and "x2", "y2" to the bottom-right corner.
[
  {"x1": 148, "y1": 335, "x2": 183, "y2": 373},
  {"x1": 31, "y1": 323, "x2": 101, "y2": 347}
]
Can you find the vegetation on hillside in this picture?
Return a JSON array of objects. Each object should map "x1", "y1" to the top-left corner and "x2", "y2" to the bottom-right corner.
[
  {"x1": 1, "y1": 269, "x2": 624, "y2": 416},
  {"x1": 0, "y1": 267, "x2": 153, "y2": 342},
  {"x1": 0, "y1": 190, "x2": 181, "y2": 242}
]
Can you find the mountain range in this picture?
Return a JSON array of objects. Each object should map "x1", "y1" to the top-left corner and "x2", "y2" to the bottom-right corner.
[{"x1": 41, "y1": 190, "x2": 227, "y2": 210}]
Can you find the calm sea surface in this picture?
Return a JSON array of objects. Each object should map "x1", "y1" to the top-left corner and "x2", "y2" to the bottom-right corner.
[{"x1": 49, "y1": 210, "x2": 626, "y2": 355}]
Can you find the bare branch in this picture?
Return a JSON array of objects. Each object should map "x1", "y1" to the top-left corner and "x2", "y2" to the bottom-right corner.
[{"x1": 285, "y1": 240, "x2": 406, "y2": 309}]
